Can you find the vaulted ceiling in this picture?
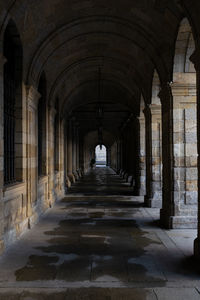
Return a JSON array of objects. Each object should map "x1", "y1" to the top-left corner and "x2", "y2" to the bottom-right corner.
[{"x1": 1, "y1": 0, "x2": 198, "y2": 144}]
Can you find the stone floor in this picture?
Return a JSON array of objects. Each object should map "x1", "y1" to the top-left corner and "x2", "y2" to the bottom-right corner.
[{"x1": 0, "y1": 167, "x2": 200, "y2": 299}]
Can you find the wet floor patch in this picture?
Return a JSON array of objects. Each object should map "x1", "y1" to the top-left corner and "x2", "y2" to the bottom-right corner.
[
  {"x1": 0, "y1": 288, "x2": 156, "y2": 300},
  {"x1": 15, "y1": 199, "x2": 166, "y2": 285},
  {"x1": 2, "y1": 167, "x2": 200, "y2": 298}
]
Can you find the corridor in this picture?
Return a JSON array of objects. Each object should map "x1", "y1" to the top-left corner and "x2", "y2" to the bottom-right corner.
[{"x1": 0, "y1": 168, "x2": 199, "y2": 299}]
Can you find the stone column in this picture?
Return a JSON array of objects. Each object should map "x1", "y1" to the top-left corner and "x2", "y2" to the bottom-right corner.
[
  {"x1": 135, "y1": 116, "x2": 146, "y2": 195},
  {"x1": 129, "y1": 121, "x2": 135, "y2": 177},
  {"x1": 144, "y1": 104, "x2": 162, "y2": 208},
  {"x1": 79, "y1": 137, "x2": 84, "y2": 174},
  {"x1": 48, "y1": 106, "x2": 56, "y2": 205},
  {"x1": 64, "y1": 122, "x2": 68, "y2": 188},
  {"x1": 117, "y1": 139, "x2": 122, "y2": 171},
  {"x1": 159, "y1": 84, "x2": 174, "y2": 228},
  {"x1": 144, "y1": 105, "x2": 152, "y2": 206},
  {"x1": 76, "y1": 127, "x2": 80, "y2": 172},
  {"x1": 59, "y1": 119, "x2": 65, "y2": 195},
  {"x1": 67, "y1": 120, "x2": 75, "y2": 185},
  {"x1": 72, "y1": 122, "x2": 77, "y2": 177},
  {"x1": 26, "y1": 86, "x2": 41, "y2": 225},
  {"x1": 107, "y1": 147, "x2": 111, "y2": 166},
  {"x1": 160, "y1": 81, "x2": 197, "y2": 228},
  {"x1": 171, "y1": 82, "x2": 197, "y2": 226},
  {"x1": 0, "y1": 53, "x2": 6, "y2": 254},
  {"x1": 190, "y1": 50, "x2": 200, "y2": 257}
]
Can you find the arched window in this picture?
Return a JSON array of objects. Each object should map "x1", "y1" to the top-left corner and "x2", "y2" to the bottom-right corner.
[
  {"x1": 38, "y1": 73, "x2": 47, "y2": 177},
  {"x1": 3, "y1": 20, "x2": 23, "y2": 185}
]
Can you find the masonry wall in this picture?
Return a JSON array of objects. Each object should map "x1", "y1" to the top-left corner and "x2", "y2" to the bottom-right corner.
[{"x1": 0, "y1": 81, "x2": 66, "y2": 254}]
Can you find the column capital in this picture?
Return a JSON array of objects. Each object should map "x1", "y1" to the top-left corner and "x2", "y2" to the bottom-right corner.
[
  {"x1": 149, "y1": 104, "x2": 161, "y2": 115},
  {"x1": 170, "y1": 82, "x2": 196, "y2": 97},
  {"x1": 158, "y1": 83, "x2": 172, "y2": 105},
  {"x1": 143, "y1": 105, "x2": 151, "y2": 118},
  {"x1": 26, "y1": 85, "x2": 41, "y2": 110},
  {"x1": 137, "y1": 116, "x2": 145, "y2": 123}
]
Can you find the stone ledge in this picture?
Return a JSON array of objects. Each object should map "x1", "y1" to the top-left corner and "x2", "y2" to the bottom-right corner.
[{"x1": 3, "y1": 182, "x2": 26, "y2": 199}]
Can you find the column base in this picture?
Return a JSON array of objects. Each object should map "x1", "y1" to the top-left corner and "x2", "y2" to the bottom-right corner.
[
  {"x1": 160, "y1": 209, "x2": 197, "y2": 229},
  {"x1": 194, "y1": 238, "x2": 200, "y2": 259},
  {"x1": 66, "y1": 177, "x2": 71, "y2": 188},
  {"x1": 77, "y1": 169, "x2": 82, "y2": 178},
  {"x1": 72, "y1": 172, "x2": 79, "y2": 181},
  {"x1": 68, "y1": 173, "x2": 76, "y2": 184},
  {"x1": 144, "y1": 196, "x2": 162, "y2": 208}
]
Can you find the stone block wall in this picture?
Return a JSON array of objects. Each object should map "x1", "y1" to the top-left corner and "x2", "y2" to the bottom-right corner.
[{"x1": 0, "y1": 83, "x2": 66, "y2": 255}]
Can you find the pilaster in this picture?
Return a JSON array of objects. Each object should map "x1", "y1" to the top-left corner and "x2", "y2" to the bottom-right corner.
[
  {"x1": 135, "y1": 116, "x2": 146, "y2": 196},
  {"x1": 48, "y1": 105, "x2": 57, "y2": 205},
  {"x1": 160, "y1": 80, "x2": 198, "y2": 228},
  {"x1": 159, "y1": 83, "x2": 174, "y2": 228},
  {"x1": 144, "y1": 104, "x2": 162, "y2": 208},
  {"x1": 190, "y1": 49, "x2": 200, "y2": 258},
  {"x1": 67, "y1": 119, "x2": 75, "y2": 185},
  {"x1": 26, "y1": 85, "x2": 41, "y2": 222},
  {"x1": 0, "y1": 53, "x2": 6, "y2": 254}
]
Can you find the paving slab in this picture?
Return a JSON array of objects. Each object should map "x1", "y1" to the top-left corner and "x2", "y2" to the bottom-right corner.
[
  {"x1": 154, "y1": 288, "x2": 200, "y2": 300},
  {"x1": 0, "y1": 167, "x2": 199, "y2": 298}
]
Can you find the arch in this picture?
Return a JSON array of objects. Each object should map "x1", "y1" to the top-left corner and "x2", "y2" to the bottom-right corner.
[
  {"x1": 3, "y1": 19, "x2": 23, "y2": 185},
  {"x1": 61, "y1": 79, "x2": 138, "y2": 119},
  {"x1": 27, "y1": 16, "x2": 168, "y2": 88},
  {"x1": 48, "y1": 56, "x2": 145, "y2": 107},
  {"x1": 173, "y1": 18, "x2": 195, "y2": 74},
  {"x1": 95, "y1": 145, "x2": 107, "y2": 166},
  {"x1": 145, "y1": 69, "x2": 162, "y2": 208},
  {"x1": 151, "y1": 70, "x2": 161, "y2": 105}
]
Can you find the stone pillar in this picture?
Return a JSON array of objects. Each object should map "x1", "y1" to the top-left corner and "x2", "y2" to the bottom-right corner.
[
  {"x1": 67, "y1": 120, "x2": 75, "y2": 185},
  {"x1": 76, "y1": 127, "x2": 80, "y2": 172},
  {"x1": 144, "y1": 104, "x2": 162, "y2": 208},
  {"x1": 135, "y1": 116, "x2": 146, "y2": 195},
  {"x1": 79, "y1": 136, "x2": 84, "y2": 173},
  {"x1": 129, "y1": 121, "x2": 135, "y2": 177},
  {"x1": 190, "y1": 50, "x2": 200, "y2": 257},
  {"x1": 72, "y1": 122, "x2": 77, "y2": 177},
  {"x1": 0, "y1": 53, "x2": 6, "y2": 254},
  {"x1": 59, "y1": 119, "x2": 65, "y2": 195},
  {"x1": 117, "y1": 140, "x2": 122, "y2": 171},
  {"x1": 144, "y1": 105, "x2": 152, "y2": 206},
  {"x1": 64, "y1": 122, "x2": 68, "y2": 188},
  {"x1": 107, "y1": 147, "x2": 111, "y2": 166},
  {"x1": 48, "y1": 106, "x2": 56, "y2": 205},
  {"x1": 159, "y1": 84, "x2": 174, "y2": 228},
  {"x1": 172, "y1": 82, "x2": 197, "y2": 225},
  {"x1": 26, "y1": 86, "x2": 41, "y2": 224},
  {"x1": 160, "y1": 81, "x2": 197, "y2": 228}
]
